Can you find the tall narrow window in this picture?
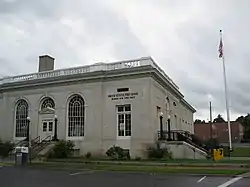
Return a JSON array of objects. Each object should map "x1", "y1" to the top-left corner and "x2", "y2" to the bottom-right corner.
[
  {"x1": 174, "y1": 115, "x2": 177, "y2": 129},
  {"x1": 117, "y1": 104, "x2": 131, "y2": 137},
  {"x1": 15, "y1": 99, "x2": 29, "y2": 137},
  {"x1": 68, "y1": 95, "x2": 85, "y2": 137}
]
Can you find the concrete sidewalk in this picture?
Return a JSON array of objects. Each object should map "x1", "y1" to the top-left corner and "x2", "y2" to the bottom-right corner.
[{"x1": 239, "y1": 172, "x2": 250, "y2": 178}]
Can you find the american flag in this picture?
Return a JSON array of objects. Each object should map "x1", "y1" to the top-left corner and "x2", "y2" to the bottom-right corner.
[{"x1": 218, "y1": 37, "x2": 223, "y2": 58}]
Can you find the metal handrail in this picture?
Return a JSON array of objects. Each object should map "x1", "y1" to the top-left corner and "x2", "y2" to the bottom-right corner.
[
  {"x1": 31, "y1": 135, "x2": 52, "y2": 159},
  {"x1": 157, "y1": 131, "x2": 210, "y2": 155},
  {"x1": 31, "y1": 136, "x2": 40, "y2": 145}
]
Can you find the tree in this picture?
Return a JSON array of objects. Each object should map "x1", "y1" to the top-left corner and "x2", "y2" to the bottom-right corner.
[
  {"x1": 237, "y1": 114, "x2": 250, "y2": 139},
  {"x1": 213, "y1": 114, "x2": 225, "y2": 123},
  {"x1": 236, "y1": 115, "x2": 244, "y2": 123},
  {"x1": 194, "y1": 119, "x2": 206, "y2": 124}
]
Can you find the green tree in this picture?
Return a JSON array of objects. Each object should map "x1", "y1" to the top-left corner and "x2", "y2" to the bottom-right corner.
[
  {"x1": 237, "y1": 114, "x2": 250, "y2": 139},
  {"x1": 213, "y1": 114, "x2": 225, "y2": 123},
  {"x1": 194, "y1": 119, "x2": 206, "y2": 124}
]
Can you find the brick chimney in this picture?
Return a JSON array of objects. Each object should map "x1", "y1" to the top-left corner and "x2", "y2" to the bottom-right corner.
[{"x1": 38, "y1": 55, "x2": 55, "y2": 72}]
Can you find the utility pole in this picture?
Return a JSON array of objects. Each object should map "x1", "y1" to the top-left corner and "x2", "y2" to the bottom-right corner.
[{"x1": 209, "y1": 101, "x2": 213, "y2": 139}]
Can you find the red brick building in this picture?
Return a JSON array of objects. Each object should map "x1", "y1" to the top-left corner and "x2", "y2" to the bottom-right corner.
[{"x1": 194, "y1": 121, "x2": 244, "y2": 143}]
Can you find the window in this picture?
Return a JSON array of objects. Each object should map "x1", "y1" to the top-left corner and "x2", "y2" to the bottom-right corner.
[
  {"x1": 48, "y1": 122, "x2": 53, "y2": 131},
  {"x1": 43, "y1": 122, "x2": 47, "y2": 132},
  {"x1": 68, "y1": 95, "x2": 85, "y2": 137},
  {"x1": 117, "y1": 104, "x2": 131, "y2": 137},
  {"x1": 15, "y1": 99, "x2": 29, "y2": 137},
  {"x1": 41, "y1": 97, "x2": 55, "y2": 110},
  {"x1": 174, "y1": 115, "x2": 177, "y2": 129},
  {"x1": 117, "y1": 88, "x2": 129, "y2": 92}
]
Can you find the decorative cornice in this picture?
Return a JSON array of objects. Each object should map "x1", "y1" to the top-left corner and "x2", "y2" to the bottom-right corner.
[{"x1": 0, "y1": 56, "x2": 195, "y2": 113}]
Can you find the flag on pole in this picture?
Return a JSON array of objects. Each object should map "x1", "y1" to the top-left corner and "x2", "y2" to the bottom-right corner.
[
  {"x1": 218, "y1": 29, "x2": 233, "y2": 152},
  {"x1": 218, "y1": 31, "x2": 223, "y2": 58}
]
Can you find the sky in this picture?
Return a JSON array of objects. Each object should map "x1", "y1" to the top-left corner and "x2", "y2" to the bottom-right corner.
[{"x1": 0, "y1": 0, "x2": 250, "y2": 121}]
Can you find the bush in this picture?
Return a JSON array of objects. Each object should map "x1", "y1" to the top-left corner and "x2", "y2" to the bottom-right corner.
[
  {"x1": 147, "y1": 142, "x2": 172, "y2": 159},
  {"x1": 84, "y1": 152, "x2": 92, "y2": 159},
  {"x1": 204, "y1": 138, "x2": 219, "y2": 150},
  {"x1": 49, "y1": 140, "x2": 75, "y2": 158},
  {"x1": 0, "y1": 139, "x2": 15, "y2": 158},
  {"x1": 106, "y1": 145, "x2": 130, "y2": 160},
  {"x1": 135, "y1": 156, "x2": 141, "y2": 161}
]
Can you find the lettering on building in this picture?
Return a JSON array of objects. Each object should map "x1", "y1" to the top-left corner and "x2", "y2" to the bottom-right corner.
[
  {"x1": 108, "y1": 92, "x2": 139, "y2": 100},
  {"x1": 124, "y1": 60, "x2": 140, "y2": 67}
]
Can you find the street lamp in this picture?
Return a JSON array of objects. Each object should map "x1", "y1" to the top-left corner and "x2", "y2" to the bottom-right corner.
[
  {"x1": 159, "y1": 112, "x2": 163, "y2": 140},
  {"x1": 52, "y1": 114, "x2": 59, "y2": 141},
  {"x1": 167, "y1": 114, "x2": 171, "y2": 140},
  {"x1": 26, "y1": 116, "x2": 31, "y2": 164},
  {"x1": 25, "y1": 116, "x2": 31, "y2": 141}
]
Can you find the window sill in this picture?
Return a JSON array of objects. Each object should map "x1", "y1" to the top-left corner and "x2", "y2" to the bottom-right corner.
[
  {"x1": 66, "y1": 137, "x2": 85, "y2": 141},
  {"x1": 117, "y1": 136, "x2": 131, "y2": 140},
  {"x1": 14, "y1": 137, "x2": 26, "y2": 141}
]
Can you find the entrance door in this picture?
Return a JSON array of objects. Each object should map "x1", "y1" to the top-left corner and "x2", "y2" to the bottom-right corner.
[{"x1": 41, "y1": 119, "x2": 54, "y2": 141}]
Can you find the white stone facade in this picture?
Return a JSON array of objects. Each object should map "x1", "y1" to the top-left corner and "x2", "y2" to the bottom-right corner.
[{"x1": 0, "y1": 56, "x2": 196, "y2": 158}]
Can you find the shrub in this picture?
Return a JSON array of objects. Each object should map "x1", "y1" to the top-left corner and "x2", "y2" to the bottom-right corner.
[
  {"x1": 135, "y1": 156, "x2": 141, "y2": 161},
  {"x1": 85, "y1": 152, "x2": 92, "y2": 159},
  {"x1": 106, "y1": 145, "x2": 130, "y2": 160},
  {"x1": 147, "y1": 142, "x2": 172, "y2": 159},
  {"x1": 49, "y1": 140, "x2": 75, "y2": 158},
  {"x1": 204, "y1": 138, "x2": 219, "y2": 150},
  {"x1": 0, "y1": 139, "x2": 15, "y2": 158}
]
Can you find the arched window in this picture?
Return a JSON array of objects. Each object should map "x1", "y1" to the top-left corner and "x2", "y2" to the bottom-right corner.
[
  {"x1": 41, "y1": 97, "x2": 55, "y2": 110},
  {"x1": 15, "y1": 99, "x2": 29, "y2": 137},
  {"x1": 68, "y1": 95, "x2": 85, "y2": 137}
]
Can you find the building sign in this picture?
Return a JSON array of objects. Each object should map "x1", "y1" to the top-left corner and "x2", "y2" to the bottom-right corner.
[{"x1": 108, "y1": 92, "x2": 139, "y2": 100}]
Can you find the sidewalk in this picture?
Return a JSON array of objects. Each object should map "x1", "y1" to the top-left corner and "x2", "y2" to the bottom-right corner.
[{"x1": 239, "y1": 172, "x2": 250, "y2": 178}]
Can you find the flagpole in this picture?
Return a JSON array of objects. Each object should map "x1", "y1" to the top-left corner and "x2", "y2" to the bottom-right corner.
[{"x1": 220, "y1": 30, "x2": 232, "y2": 153}]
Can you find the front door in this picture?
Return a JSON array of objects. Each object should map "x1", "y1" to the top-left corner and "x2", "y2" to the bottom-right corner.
[{"x1": 41, "y1": 119, "x2": 54, "y2": 141}]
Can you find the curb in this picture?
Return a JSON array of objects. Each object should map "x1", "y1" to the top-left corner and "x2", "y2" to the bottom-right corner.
[
  {"x1": 38, "y1": 161, "x2": 249, "y2": 168},
  {"x1": 2, "y1": 164, "x2": 250, "y2": 178},
  {"x1": 45, "y1": 160, "x2": 250, "y2": 168},
  {"x1": 25, "y1": 165, "x2": 250, "y2": 177}
]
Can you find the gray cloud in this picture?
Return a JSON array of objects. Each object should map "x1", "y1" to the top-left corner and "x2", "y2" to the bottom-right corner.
[
  {"x1": 0, "y1": 0, "x2": 250, "y2": 120},
  {"x1": 0, "y1": 0, "x2": 65, "y2": 19}
]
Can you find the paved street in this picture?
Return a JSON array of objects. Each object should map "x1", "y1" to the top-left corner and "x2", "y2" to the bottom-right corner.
[{"x1": 0, "y1": 166, "x2": 249, "y2": 187}]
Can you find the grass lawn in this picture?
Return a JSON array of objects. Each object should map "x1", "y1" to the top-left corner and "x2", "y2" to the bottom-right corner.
[
  {"x1": 231, "y1": 147, "x2": 250, "y2": 157},
  {"x1": 46, "y1": 158, "x2": 250, "y2": 165},
  {"x1": 28, "y1": 162, "x2": 249, "y2": 176},
  {"x1": 0, "y1": 162, "x2": 14, "y2": 166}
]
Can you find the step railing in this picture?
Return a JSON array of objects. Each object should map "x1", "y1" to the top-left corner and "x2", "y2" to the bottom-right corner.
[
  {"x1": 8, "y1": 136, "x2": 41, "y2": 160},
  {"x1": 31, "y1": 135, "x2": 52, "y2": 159},
  {"x1": 157, "y1": 130, "x2": 210, "y2": 156},
  {"x1": 31, "y1": 136, "x2": 40, "y2": 146}
]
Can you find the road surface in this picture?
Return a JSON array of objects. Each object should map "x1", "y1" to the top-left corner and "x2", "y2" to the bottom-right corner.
[{"x1": 0, "y1": 166, "x2": 249, "y2": 187}]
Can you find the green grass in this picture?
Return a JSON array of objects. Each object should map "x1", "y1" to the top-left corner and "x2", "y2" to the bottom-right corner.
[
  {"x1": 46, "y1": 158, "x2": 250, "y2": 165},
  {"x1": 0, "y1": 162, "x2": 14, "y2": 166},
  {"x1": 231, "y1": 147, "x2": 250, "y2": 157},
  {"x1": 28, "y1": 162, "x2": 249, "y2": 176}
]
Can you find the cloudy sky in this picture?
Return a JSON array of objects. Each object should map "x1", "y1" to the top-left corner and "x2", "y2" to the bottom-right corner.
[{"x1": 0, "y1": 0, "x2": 250, "y2": 121}]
